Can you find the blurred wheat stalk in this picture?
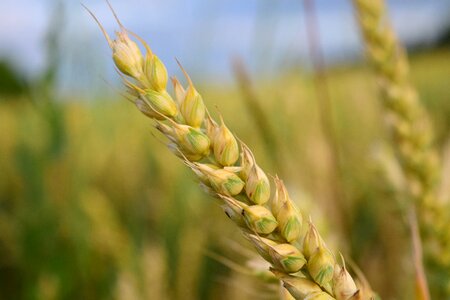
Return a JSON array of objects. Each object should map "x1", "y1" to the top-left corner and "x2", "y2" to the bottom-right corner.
[
  {"x1": 84, "y1": 2, "x2": 380, "y2": 299},
  {"x1": 353, "y1": 0, "x2": 450, "y2": 297}
]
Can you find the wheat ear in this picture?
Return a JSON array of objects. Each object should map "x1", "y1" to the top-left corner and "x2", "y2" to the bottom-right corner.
[
  {"x1": 86, "y1": 4, "x2": 376, "y2": 299},
  {"x1": 353, "y1": 0, "x2": 450, "y2": 296}
]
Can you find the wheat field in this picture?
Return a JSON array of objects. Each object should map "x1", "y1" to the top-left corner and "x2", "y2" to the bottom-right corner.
[{"x1": 0, "y1": 1, "x2": 450, "y2": 299}]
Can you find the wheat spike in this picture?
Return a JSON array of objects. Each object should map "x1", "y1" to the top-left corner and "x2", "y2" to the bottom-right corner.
[
  {"x1": 353, "y1": 0, "x2": 450, "y2": 297},
  {"x1": 87, "y1": 5, "x2": 377, "y2": 299}
]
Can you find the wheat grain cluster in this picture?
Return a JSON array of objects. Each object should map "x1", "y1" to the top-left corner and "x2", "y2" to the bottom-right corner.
[
  {"x1": 84, "y1": 3, "x2": 379, "y2": 299},
  {"x1": 354, "y1": 0, "x2": 450, "y2": 297}
]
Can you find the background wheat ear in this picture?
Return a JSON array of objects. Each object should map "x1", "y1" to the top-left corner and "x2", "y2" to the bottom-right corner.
[
  {"x1": 353, "y1": 0, "x2": 450, "y2": 298},
  {"x1": 86, "y1": 3, "x2": 379, "y2": 300}
]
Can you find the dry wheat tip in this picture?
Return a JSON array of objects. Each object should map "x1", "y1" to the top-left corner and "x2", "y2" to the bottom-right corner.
[
  {"x1": 177, "y1": 62, "x2": 207, "y2": 128},
  {"x1": 273, "y1": 177, "x2": 303, "y2": 243},
  {"x1": 212, "y1": 116, "x2": 240, "y2": 166},
  {"x1": 240, "y1": 143, "x2": 271, "y2": 205},
  {"x1": 333, "y1": 258, "x2": 359, "y2": 300}
]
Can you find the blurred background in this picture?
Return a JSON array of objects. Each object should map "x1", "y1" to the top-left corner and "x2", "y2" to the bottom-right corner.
[{"x1": 0, "y1": 0, "x2": 449, "y2": 299}]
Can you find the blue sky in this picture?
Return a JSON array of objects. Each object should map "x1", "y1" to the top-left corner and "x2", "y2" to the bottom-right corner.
[{"x1": 0, "y1": 0, "x2": 449, "y2": 92}]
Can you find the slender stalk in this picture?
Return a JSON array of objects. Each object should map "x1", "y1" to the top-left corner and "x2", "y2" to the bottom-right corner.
[
  {"x1": 232, "y1": 58, "x2": 281, "y2": 170},
  {"x1": 408, "y1": 207, "x2": 430, "y2": 300},
  {"x1": 302, "y1": 0, "x2": 349, "y2": 240}
]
